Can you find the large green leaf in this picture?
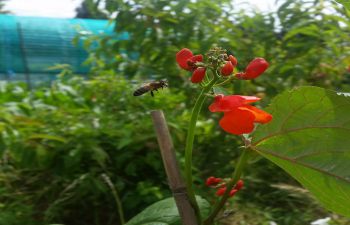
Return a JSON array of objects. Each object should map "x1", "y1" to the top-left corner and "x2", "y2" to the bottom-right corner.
[
  {"x1": 252, "y1": 86, "x2": 350, "y2": 217},
  {"x1": 126, "y1": 196, "x2": 210, "y2": 225}
]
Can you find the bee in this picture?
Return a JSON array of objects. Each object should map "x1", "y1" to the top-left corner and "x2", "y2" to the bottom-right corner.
[{"x1": 133, "y1": 80, "x2": 168, "y2": 97}]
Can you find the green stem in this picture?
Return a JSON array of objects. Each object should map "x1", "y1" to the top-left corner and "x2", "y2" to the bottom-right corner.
[
  {"x1": 185, "y1": 77, "x2": 219, "y2": 224},
  {"x1": 203, "y1": 148, "x2": 252, "y2": 225},
  {"x1": 101, "y1": 174, "x2": 125, "y2": 225},
  {"x1": 214, "y1": 75, "x2": 236, "y2": 86}
]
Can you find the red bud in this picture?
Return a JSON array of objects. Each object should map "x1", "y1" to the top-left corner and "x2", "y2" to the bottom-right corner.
[
  {"x1": 234, "y1": 179, "x2": 244, "y2": 191},
  {"x1": 243, "y1": 57, "x2": 269, "y2": 79},
  {"x1": 205, "y1": 176, "x2": 222, "y2": 186},
  {"x1": 191, "y1": 67, "x2": 206, "y2": 83},
  {"x1": 216, "y1": 187, "x2": 227, "y2": 196},
  {"x1": 229, "y1": 55, "x2": 238, "y2": 67},
  {"x1": 221, "y1": 61, "x2": 234, "y2": 76},
  {"x1": 229, "y1": 189, "x2": 238, "y2": 197}
]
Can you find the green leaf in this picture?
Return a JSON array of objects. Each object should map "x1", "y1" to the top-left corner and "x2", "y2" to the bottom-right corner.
[
  {"x1": 283, "y1": 24, "x2": 320, "y2": 41},
  {"x1": 125, "y1": 196, "x2": 210, "y2": 225},
  {"x1": 252, "y1": 86, "x2": 350, "y2": 217},
  {"x1": 335, "y1": 0, "x2": 350, "y2": 10}
]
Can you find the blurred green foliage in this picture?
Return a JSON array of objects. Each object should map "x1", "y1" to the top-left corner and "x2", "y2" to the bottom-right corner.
[{"x1": 0, "y1": 0, "x2": 350, "y2": 225}]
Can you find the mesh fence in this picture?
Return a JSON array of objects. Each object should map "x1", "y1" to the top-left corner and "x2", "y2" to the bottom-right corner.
[{"x1": 0, "y1": 15, "x2": 127, "y2": 86}]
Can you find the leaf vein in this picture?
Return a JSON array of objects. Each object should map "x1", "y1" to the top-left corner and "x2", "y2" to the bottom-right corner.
[
  {"x1": 252, "y1": 146, "x2": 350, "y2": 184},
  {"x1": 253, "y1": 126, "x2": 350, "y2": 146}
]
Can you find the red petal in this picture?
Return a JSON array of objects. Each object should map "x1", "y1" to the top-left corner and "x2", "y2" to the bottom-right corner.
[
  {"x1": 219, "y1": 109, "x2": 256, "y2": 135},
  {"x1": 239, "y1": 105, "x2": 272, "y2": 124},
  {"x1": 220, "y1": 61, "x2": 234, "y2": 76},
  {"x1": 240, "y1": 96, "x2": 261, "y2": 104},
  {"x1": 188, "y1": 54, "x2": 203, "y2": 63},
  {"x1": 176, "y1": 48, "x2": 193, "y2": 70},
  {"x1": 209, "y1": 95, "x2": 260, "y2": 112},
  {"x1": 191, "y1": 67, "x2": 206, "y2": 83},
  {"x1": 245, "y1": 58, "x2": 269, "y2": 79}
]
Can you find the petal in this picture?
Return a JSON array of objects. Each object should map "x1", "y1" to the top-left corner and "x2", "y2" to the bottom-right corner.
[
  {"x1": 188, "y1": 54, "x2": 203, "y2": 63},
  {"x1": 239, "y1": 105, "x2": 272, "y2": 124},
  {"x1": 176, "y1": 48, "x2": 193, "y2": 70},
  {"x1": 219, "y1": 108, "x2": 255, "y2": 135},
  {"x1": 209, "y1": 95, "x2": 260, "y2": 112},
  {"x1": 239, "y1": 96, "x2": 261, "y2": 104}
]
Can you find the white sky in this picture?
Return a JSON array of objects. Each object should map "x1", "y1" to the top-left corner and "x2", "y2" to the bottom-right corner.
[
  {"x1": 3, "y1": 0, "x2": 278, "y2": 18},
  {"x1": 4, "y1": 0, "x2": 84, "y2": 18}
]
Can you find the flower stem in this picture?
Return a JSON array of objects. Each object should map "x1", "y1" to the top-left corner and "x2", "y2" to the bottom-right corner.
[
  {"x1": 185, "y1": 77, "x2": 218, "y2": 224},
  {"x1": 203, "y1": 147, "x2": 252, "y2": 225},
  {"x1": 214, "y1": 75, "x2": 237, "y2": 86}
]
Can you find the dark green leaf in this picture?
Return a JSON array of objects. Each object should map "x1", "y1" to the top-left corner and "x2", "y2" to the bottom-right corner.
[
  {"x1": 252, "y1": 86, "x2": 350, "y2": 217},
  {"x1": 126, "y1": 196, "x2": 210, "y2": 225}
]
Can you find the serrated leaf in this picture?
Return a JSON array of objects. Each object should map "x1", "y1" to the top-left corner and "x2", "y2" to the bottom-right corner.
[
  {"x1": 252, "y1": 86, "x2": 350, "y2": 217},
  {"x1": 126, "y1": 196, "x2": 210, "y2": 225}
]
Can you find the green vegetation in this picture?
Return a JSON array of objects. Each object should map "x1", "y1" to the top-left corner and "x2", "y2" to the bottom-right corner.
[{"x1": 0, "y1": 0, "x2": 350, "y2": 224}]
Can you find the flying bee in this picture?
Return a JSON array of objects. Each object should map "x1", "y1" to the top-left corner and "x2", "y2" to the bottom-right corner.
[{"x1": 133, "y1": 80, "x2": 168, "y2": 97}]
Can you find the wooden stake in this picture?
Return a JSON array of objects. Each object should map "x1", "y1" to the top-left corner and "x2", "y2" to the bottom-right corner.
[{"x1": 151, "y1": 110, "x2": 198, "y2": 225}]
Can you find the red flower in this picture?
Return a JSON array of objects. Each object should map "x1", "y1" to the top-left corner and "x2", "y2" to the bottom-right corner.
[
  {"x1": 206, "y1": 176, "x2": 222, "y2": 186},
  {"x1": 191, "y1": 67, "x2": 206, "y2": 83},
  {"x1": 221, "y1": 61, "x2": 234, "y2": 76},
  {"x1": 209, "y1": 94, "x2": 272, "y2": 135},
  {"x1": 236, "y1": 58, "x2": 269, "y2": 80},
  {"x1": 176, "y1": 48, "x2": 203, "y2": 71}
]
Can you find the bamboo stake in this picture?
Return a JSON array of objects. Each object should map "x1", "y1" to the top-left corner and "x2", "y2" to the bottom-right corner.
[{"x1": 151, "y1": 110, "x2": 198, "y2": 225}]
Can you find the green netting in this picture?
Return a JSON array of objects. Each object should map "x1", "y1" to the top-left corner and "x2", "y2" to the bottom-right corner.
[{"x1": 0, "y1": 15, "x2": 128, "y2": 83}]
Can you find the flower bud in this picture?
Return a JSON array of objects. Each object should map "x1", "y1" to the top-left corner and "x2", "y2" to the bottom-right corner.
[
  {"x1": 216, "y1": 187, "x2": 227, "y2": 196},
  {"x1": 229, "y1": 55, "x2": 238, "y2": 67},
  {"x1": 191, "y1": 67, "x2": 206, "y2": 83},
  {"x1": 205, "y1": 176, "x2": 222, "y2": 186},
  {"x1": 229, "y1": 189, "x2": 238, "y2": 197},
  {"x1": 221, "y1": 61, "x2": 234, "y2": 76},
  {"x1": 234, "y1": 179, "x2": 244, "y2": 191},
  {"x1": 243, "y1": 57, "x2": 269, "y2": 79}
]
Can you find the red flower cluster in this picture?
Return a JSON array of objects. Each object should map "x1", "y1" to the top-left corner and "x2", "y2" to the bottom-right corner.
[
  {"x1": 176, "y1": 48, "x2": 269, "y2": 83},
  {"x1": 176, "y1": 48, "x2": 206, "y2": 83},
  {"x1": 236, "y1": 58, "x2": 269, "y2": 80},
  {"x1": 206, "y1": 177, "x2": 244, "y2": 198},
  {"x1": 209, "y1": 94, "x2": 272, "y2": 135}
]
